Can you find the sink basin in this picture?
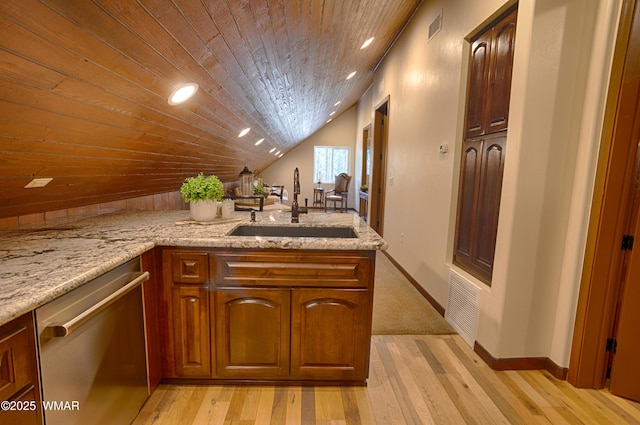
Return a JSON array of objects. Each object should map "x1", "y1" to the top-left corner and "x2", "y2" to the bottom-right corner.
[{"x1": 228, "y1": 225, "x2": 358, "y2": 238}]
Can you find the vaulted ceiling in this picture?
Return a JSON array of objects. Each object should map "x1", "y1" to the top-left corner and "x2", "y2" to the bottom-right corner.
[{"x1": 0, "y1": 0, "x2": 421, "y2": 218}]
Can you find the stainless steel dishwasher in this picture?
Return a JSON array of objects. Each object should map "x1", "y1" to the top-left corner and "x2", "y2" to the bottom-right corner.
[{"x1": 35, "y1": 258, "x2": 150, "y2": 425}]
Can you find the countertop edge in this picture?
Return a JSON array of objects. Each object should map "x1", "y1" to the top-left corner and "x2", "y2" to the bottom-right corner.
[{"x1": 0, "y1": 211, "x2": 387, "y2": 326}]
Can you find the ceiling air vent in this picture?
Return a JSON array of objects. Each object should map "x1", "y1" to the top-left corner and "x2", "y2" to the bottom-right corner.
[{"x1": 428, "y1": 11, "x2": 443, "y2": 42}]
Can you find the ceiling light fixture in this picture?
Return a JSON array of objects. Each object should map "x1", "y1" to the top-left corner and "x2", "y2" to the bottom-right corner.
[
  {"x1": 329, "y1": 111, "x2": 336, "y2": 116},
  {"x1": 255, "y1": 138, "x2": 264, "y2": 146},
  {"x1": 269, "y1": 147, "x2": 276, "y2": 153},
  {"x1": 346, "y1": 71, "x2": 357, "y2": 80},
  {"x1": 360, "y1": 37, "x2": 375, "y2": 49},
  {"x1": 334, "y1": 101, "x2": 342, "y2": 107},
  {"x1": 279, "y1": 153, "x2": 284, "y2": 158},
  {"x1": 168, "y1": 82, "x2": 198, "y2": 105},
  {"x1": 275, "y1": 151, "x2": 281, "y2": 156},
  {"x1": 326, "y1": 118, "x2": 333, "y2": 123},
  {"x1": 238, "y1": 128, "x2": 251, "y2": 137}
]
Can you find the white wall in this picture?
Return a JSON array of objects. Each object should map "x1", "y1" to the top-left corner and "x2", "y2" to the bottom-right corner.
[
  {"x1": 369, "y1": 0, "x2": 620, "y2": 366},
  {"x1": 261, "y1": 105, "x2": 358, "y2": 209},
  {"x1": 264, "y1": 0, "x2": 621, "y2": 367}
]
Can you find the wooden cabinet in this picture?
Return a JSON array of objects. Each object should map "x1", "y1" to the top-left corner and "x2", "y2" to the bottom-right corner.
[
  {"x1": 0, "y1": 313, "x2": 42, "y2": 425},
  {"x1": 465, "y1": 7, "x2": 517, "y2": 139},
  {"x1": 456, "y1": 6, "x2": 516, "y2": 284},
  {"x1": 454, "y1": 134, "x2": 506, "y2": 282},
  {"x1": 212, "y1": 249, "x2": 375, "y2": 384},
  {"x1": 214, "y1": 288, "x2": 290, "y2": 378},
  {"x1": 291, "y1": 288, "x2": 370, "y2": 381},
  {"x1": 161, "y1": 250, "x2": 212, "y2": 378},
  {"x1": 160, "y1": 247, "x2": 376, "y2": 384}
]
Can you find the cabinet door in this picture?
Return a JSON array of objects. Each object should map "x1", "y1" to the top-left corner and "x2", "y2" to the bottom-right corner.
[
  {"x1": 473, "y1": 135, "x2": 506, "y2": 279},
  {"x1": 465, "y1": 32, "x2": 492, "y2": 138},
  {"x1": 291, "y1": 288, "x2": 370, "y2": 382},
  {"x1": 465, "y1": 6, "x2": 517, "y2": 138},
  {"x1": 485, "y1": 9, "x2": 517, "y2": 135},
  {"x1": 454, "y1": 134, "x2": 506, "y2": 283},
  {"x1": 172, "y1": 286, "x2": 211, "y2": 377},
  {"x1": 454, "y1": 139, "x2": 483, "y2": 269},
  {"x1": 214, "y1": 288, "x2": 290, "y2": 378}
]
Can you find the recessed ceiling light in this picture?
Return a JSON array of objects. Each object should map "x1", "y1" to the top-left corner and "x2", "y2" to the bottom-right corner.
[
  {"x1": 269, "y1": 147, "x2": 276, "y2": 153},
  {"x1": 24, "y1": 177, "x2": 53, "y2": 188},
  {"x1": 326, "y1": 118, "x2": 333, "y2": 123},
  {"x1": 238, "y1": 128, "x2": 250, "y2": 137},
  {"x1": 168, "y1": 83, "x2": 198, "y2": 105},
  {"x1": 346, "y1": 71, "x2": 357, "y2": 80},
  {"x1": 278, "y1": 153, "x2": 284, "y2": 158},
  {"x1": 360, "y1": 37, "x2": 375, "y2": 49},
  {"x1": 275, "y1": 151, "x2": 281, "y2": 156},
  {"x1": 334, "y1": 101, "x2": 342, "y2": 107},
  {"x1": 255, "y1": 138, "x2": 264, "y2": 146},
  {"x1": 329, "y1": 111, "x2": 336, "y2": 116}
]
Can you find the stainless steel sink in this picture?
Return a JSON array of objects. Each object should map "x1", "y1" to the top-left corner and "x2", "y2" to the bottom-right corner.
[{"x1": 228, "y1": 225, "x2": 357, "y2": 238}]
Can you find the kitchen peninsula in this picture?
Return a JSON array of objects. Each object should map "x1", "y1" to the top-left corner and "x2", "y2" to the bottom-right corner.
[{"x1": 0, "y1": 209, "x2": 386, "y2": 390}]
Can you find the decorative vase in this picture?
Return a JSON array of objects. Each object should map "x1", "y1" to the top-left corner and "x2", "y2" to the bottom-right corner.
[{"x1": 190, "y1": 199, "x2": 218, "y2": 222}]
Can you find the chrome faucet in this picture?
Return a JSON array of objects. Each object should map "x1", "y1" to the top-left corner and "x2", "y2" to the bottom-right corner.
[{"x1": 291, "y1": 167, "x2": 308, "y2": 223}]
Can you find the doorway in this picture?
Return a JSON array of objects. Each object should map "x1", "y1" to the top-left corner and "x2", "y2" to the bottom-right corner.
[
  {"x1": 568, "y1": 0, "x2": 640, "y2": 403},
  {"x1": 370, "y1": 98, "x2": 389, "y2": 236}
]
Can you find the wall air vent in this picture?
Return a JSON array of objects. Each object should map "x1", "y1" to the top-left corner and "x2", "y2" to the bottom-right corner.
[
  {"x1": 428, "y1": 11, "x2": 443, "y2": 42},
  {"x1": 445, "y1": 269, "x2": 481, "y2": 348}
]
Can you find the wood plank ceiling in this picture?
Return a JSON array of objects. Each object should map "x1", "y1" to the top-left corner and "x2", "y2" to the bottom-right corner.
[{"x1": 0, "y1": 0, "x2": 421, "y2": 219}]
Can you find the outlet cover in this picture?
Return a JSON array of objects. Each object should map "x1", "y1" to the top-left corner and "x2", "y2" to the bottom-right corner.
[{"x1": 24, "y1": 178, "x2": 53, "y2": 188}]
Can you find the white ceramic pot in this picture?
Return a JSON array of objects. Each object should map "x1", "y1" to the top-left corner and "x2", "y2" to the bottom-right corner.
[{"x1": 189, "y1": 199, "x2": 218, "y2": 222}]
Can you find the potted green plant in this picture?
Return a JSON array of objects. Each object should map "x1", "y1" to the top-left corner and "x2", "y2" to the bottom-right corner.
[
  {"x1": 180, "y1": 173, "x2": 224, "y2": 221},
  {"x1": 253, "y1": 183, "x2": 267, "y2": 197}
]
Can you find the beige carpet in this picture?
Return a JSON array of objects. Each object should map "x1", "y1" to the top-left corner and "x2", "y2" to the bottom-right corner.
[{"x1": 372, "y1": 252, "x2": 455, "y2": 335}]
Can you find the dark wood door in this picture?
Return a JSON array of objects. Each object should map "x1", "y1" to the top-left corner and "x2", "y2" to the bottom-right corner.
[
  {"x1": 473, "y1": 134, "x2": 507, "y2": 278},
  {"x1": 454, "y1": 133, "x2": 506, "y2": 283},
  {"x1": 290, "y1": 288, "x2": 370, "y2": 382},
  {"x1": 214, "y1": 288, "x2": 290, "y2": 378},
  {"x1": 466, "y1": 33, "x2": 491, "y2": 138},
  {"x1": 454, "y1": 138, "x2": 483, "y2": 266},
  {"x1": 485, "y1": 9, "x2": 517, "y2": 135},
  {"x1": 465, "y1": 7, "x2": 517, "y2": 139},
  {"x1": 172, "y1": 286, "x2": 211, "y2": 377}
]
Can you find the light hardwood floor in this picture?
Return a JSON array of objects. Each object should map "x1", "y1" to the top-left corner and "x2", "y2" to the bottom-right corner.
[{"x1": 132, "y1": 334, "x2": 640, "y2": 424}]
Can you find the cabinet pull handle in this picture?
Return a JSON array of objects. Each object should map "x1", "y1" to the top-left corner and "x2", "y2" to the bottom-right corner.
[{"x1": 45, "y1": 271, "x2": 149, "y2": 338}]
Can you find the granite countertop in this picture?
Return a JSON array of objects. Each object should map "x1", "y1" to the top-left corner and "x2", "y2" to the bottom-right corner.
[{"x1": 0, "y1": 209, "x2": 387, "y2": 326}]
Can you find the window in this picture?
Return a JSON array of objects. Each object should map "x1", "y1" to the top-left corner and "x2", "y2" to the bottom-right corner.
[{"x1": 314, "y1": 146, "x2": 350, "y2": 183}]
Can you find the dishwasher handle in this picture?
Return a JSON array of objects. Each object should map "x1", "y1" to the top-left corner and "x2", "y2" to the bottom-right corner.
[{"x1": 45, "y1": 271, "x2": 150, "y2": 338}]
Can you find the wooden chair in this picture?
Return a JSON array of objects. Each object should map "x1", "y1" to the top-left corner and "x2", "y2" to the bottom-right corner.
[{"x1": 325, "y1": 173, "x2": 351, "y2": 212}]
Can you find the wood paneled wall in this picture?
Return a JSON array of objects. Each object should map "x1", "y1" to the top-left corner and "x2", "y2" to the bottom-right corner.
[{"x1": 0, "y1": 0, "x2": 421, "y2": 219}]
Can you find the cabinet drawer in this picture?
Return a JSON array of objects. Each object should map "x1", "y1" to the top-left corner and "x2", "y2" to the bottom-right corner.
[
  {"x1": 212, "y1": 250, "x2": 373, "y2": 288},
  {"x1": 0, "y1": 385, "x2": 41, "y2": 425},
  {"x1": 170, "y1": 251, "x2": 209, "y2": 284},
  {"x1": 0, "y1": 316, "x2": 36, "y2": 403}
]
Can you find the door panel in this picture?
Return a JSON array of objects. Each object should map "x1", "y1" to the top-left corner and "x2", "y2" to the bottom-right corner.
[
  {"x1": 485, "y1": 9, "x2": 517, "y2": 134},
  {"x1": 474, "y1": 135, "x2": 507, "y2": 275},
  {"x1": 172, "y1": 286, "x2": 211, "y2": 377},
  {"x1": 454, "y1": 139, "x2": 482, "y2": 264},
  {"x1": 214, "y1": 288, "x2": 290, "y2": 378},
  {"x1": 466, "y1": 35, "x2": 491, "y2": 138},
  {"x1": 290, "y1": 288, "x2": 370, "y2": 381},
  {"x1": 610, "y1": 142, "x2": 640, "y2": 401}
]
